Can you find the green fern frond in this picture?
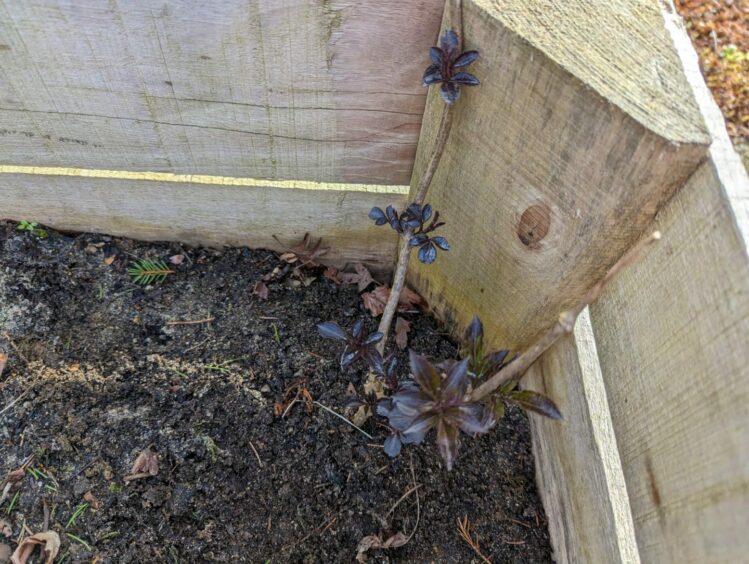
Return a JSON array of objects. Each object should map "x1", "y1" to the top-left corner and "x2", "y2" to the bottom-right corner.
[{"x1": 127, "y1": 259, "x2": 174, "y2": 286}]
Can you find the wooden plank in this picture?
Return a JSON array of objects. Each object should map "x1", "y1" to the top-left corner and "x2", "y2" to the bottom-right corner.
[
  {"x1": 0, "y1": 170, "x2": 408, "y2": 271},
  {"x1": 525, "y1": 309, "x2": 639, "y2": 564},
  {"x1": 0, "y1": 0, "x2": 442, "y2": 184},
  {"x1": 407, "y1": 0, "x2": 710, "y2": 351},
  {"x1": 586, "y1": 4, "x2": 749, "y2": 562}
]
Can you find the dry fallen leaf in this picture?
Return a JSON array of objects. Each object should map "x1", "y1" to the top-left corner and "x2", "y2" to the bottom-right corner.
[
  {"x1": 361, "y1": 286, "x2": 424, "y2": 317},
  {"x1": 322, "y1": 266, "x2": 341, "y2": 283},
  {"x1": 124, "y1": 445, "x2": 159, "y2": 482},
  {"x1": 169, "y1": 254, "x2": 185, "y2": 265},
  {"x1": 338, "y1": 263, "x2": 375, "y2": 292},
  {"x1": 253, "y1": 280, "x2": 270, "y2": 300},
  {"x1": 0, "y1": 353, "x2": 6, "y2": 378},
  {"x1": 395, "y1": 317, "x2": 411, "y2": 350},
  {"x1": 278, "y1": 233, "x2": 329, "y2": 268},
  {"x1": 0, "y1": 518, "x2": 11, "y2": 537},
  {"x1": 356, "y1": 532, "x2": 409, "y2": 562},
  {"x1": 10, "y1": 531, "x2": 60, "y2": 564},
  {"x1": 291, "y1": 268, "x2": 316, "y2": 287},
  {"x1": 103, "y1": 255, "x2": 116, "y2": 266},
  {"x1": 0, "y1": 543, "x2": 10, "y2": 564},
  {"x1": 1, "y1": 456, "x2": 33, "y2": 505},
  {"x1": 83, "y1": 491, "x2": 102, "y2": 511}
]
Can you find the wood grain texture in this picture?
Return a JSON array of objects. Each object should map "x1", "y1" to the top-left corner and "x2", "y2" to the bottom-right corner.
[
  {"x1": 407, "y1": 0, "x2": 710, "y2": 351},
  {"x1": 0, "y1": 0, "x2": 442, "y2": 184},
  {"x1": 586, "y1": 4, "x2": 749, "y2": 562},
  {"x1": 0, "y1": 173, "x2": 407, "y2": 271},
  {"x1": 525, "y1": 309, "x2": 639, "y2": 564}
]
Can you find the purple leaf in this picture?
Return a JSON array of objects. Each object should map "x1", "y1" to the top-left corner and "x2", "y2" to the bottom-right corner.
[
  {"x1": 485, "y1": 349, "x2": 511, "y2": 372},
  {"x1": 409, "y1": 234, "x2": 428, "y2": 247},
  {"x1": 431, "y1": 236, "x2": 450, "y2": 250},
  {"x1": 363, "y1": 348, "x2": 384, "y2": 376},
  {"x1": 442, "y1": 357, "x2": 470, "y2": 399},
  {"x1": 409, "y1": 350, "x2": 441, "y2": 396},
  {"x1": 351, "y1": 319, "x2": 365, "y2": 340},
  {"x1": 317, "y1": 322, "x2": 347, "y2": 341},
  {"x1": 376, "y1": 400, "x2": 392, "y2": 417},
  {"x1": 401, "y1": 428, "x2": 427, "y2": 445},
  {"x1": 418, "y1": 243, "x2": 437, "y2": 264},
  {"x1": 384, "y1": 435, "x2": 402, "y2": 457},
  {"x1": 511, "y1": 390, "x2": 563, "y2": 420},
  {"x1": 451, "y1": 71, "x2": 480, "y2": 86},
  {"x1": 369, "y1": 207, "x2": 388, "y2": 225},
  {"x1": 436, "y1": 420, "x2": 460, "y2": 471},
  {"x1": 440, "y1": 29, "x2": 459, "y2": 53},
  {"x1": 465, "y1": 316, "x2": 483, "y2": 357},
  {"x1": 392, "y1": 388, "x2": 432, "y2": 417},
  {"x1": 422, "y1": 67, "x2": 443, "y2": 86},
  {"x1": 429, "y1": 47, "x2": 443, "y2": 65},
  {"x1": 456, "y1": 404, "x2": 496, "y2": 434},
  {"x1": 402, "y1": 413, "x2": 438, "y2": 436},
  {"x1": 453, "y1": 50, "x2": 479, "y2": 68},
  {"x1": 363, "y1": 331, "x2": 384, "y2": 345},
  {"x1": 340, "y1": 349, "x2": 359, "y2": 371}
]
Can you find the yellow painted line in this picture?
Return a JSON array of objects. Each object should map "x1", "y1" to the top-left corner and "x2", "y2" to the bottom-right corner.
[{"x1": 0, "y1": 165, "x2": 410, "y2": 195}]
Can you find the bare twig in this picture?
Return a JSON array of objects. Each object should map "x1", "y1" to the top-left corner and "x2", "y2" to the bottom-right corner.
[
  {"x1": 42, "y1": 499, "x2": 50, "y2": 531},
  {"x1": 293, "y1": 515, "x2": 338, "y2": 548},
  {"x1": 248, "y1": 441, "x2": 263, "y2": 467},
  {"x1": 385, "y1": 484, "x2": 423, "y2": 521},
  {"x1": 404, "y1": 455, "x2": 421, "y2": 544},
  {"x1": 313, "y1": 401, "x2": 374, "y2": 440},
  {"x1": 470, "y1": 231, "x2": 661, "y2": 402},
  {"x1": 376, "y1": 0, "x2": 463, "y2": 355},
  {"x1": 281, "y1": 398, "x2": 298, "y2": 418},
  {"x1": 123, "y1": 472, "x2": 152, "y2": 482},
  {"x1": 0, "y1": 390, "x2": 29, "y2": 419},
  {"x1": 376, "y1": 236, "x2": 413, "y2": 355},
  {"x1": 1, "y1": 332, "x2": 29, "y2": 365},
  {"x1": 413, "y1": 107, "x2": 454, "y2": 205},
  {"x1": 457, "y1": 515, "x2": 492, "y2": 564},
  {"x1": 166, "y1": 317, "x2": 215, "y2": 326}
]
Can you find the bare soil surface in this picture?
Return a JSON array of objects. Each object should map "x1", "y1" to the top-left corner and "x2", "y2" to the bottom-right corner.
[{"x1": 0, "y1": 222, "x2": 551, "y2": 563}]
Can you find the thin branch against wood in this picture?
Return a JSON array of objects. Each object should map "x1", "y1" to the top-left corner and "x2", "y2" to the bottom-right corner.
[
  {"x1": 413, "y1": 107, "x2": 454, "y2": 205},
  {"x1": 376, "y1": 236, "x2": 413, "y2": 355},
  {"x1": 469, "y1": 231, "x2": 661, "y2": 402},
  {"x1": 376, "y1": 0, "x2": 465, "y2": 355}
]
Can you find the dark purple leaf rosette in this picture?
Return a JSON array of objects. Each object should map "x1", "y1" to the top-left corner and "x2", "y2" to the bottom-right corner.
[
  {"x1": 423, "y1": 29, "x2": 480, "y2": 104},
  {"x1": 317, "y1": 319, "x2": 384, "y2": 374},
  {"x1": 370, "y1": 202, "x2": 449, "y2": 264},
  {"x1": 381, "y1": 350, "x2": 495, "y2": 470}
]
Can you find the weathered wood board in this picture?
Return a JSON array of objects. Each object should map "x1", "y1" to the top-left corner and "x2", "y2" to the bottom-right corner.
[
  {"x1": 0, "y1": 170, "x2": 408, "y2": 270},
  {"x1": 525, "y1": 310, "x2": 639, "y2": 564},
  {"x1": 586, "y1": 5, "x2": 749, "y2": 562},
  {"x1": 408, "y1": 0, "x2": 710, "y2": 350},
  {"x1": 0, "y1": 0, "x2": 442, "y2": 184}
]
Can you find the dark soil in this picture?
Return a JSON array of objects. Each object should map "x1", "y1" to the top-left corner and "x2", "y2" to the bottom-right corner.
[{"x1": 0, "y1": 222, "x2": 552, "y2": 563}]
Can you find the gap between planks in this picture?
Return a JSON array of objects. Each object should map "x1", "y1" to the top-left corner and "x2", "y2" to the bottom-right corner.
[{"x1": 0, "y1": 165, "x2": 410, "y2": 195}]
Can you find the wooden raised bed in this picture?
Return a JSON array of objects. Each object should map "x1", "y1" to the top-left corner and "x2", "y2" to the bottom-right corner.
[{"x1": 1, "y1": 1, "x2": 747, "y2": 562}]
